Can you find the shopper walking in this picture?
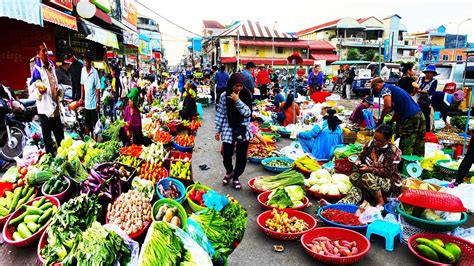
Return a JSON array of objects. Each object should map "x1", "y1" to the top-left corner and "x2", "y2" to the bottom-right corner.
[
  {"x1": 209, "y1": 65, "x2": 218, "y2": 103},
  {"x1": 308, "y1": 65, "x2": 323, "y2": 92},
  {"x1": 256, "y1": 65, "x2": 270, "y2": 99},
  {"x1": 55, "y1": 56, "x2": 72, "y2": 86},
  {"x1": 29, "y1": 43, "x2": 64, "y2": 155},
  {"x1": 242, "y1": 61, "x2": 256, "y2": 97},
  {"x1": 416, "y1": 65, "x2": 438, "y2": 132},
  {"x1": 215, "y1": 65, "x2": 229, "y2": 108},
  {"x1": 215, "y1": 73, "x2": 252, "y2": 190},
  {"x1": 371, "y1": 77, "x2": 425, "y2": 156},
  {"x1": 380, "y1": 63, "x2": 390, "y2": 81},
  {"x1": 66, "y1": 52, "x2": 83, "y2": 101},
  {"x1": 79, "y1": 51, "x2": 101, "y2": 137}
]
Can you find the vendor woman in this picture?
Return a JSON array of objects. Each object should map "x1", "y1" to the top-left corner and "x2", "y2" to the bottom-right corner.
[
  {"x1": 349, "y1": 97, "x2": 374, "y2": 127},
  {"x1": 331, "y1": 124, "x2": 402, "y2": 207},
  {"x1": 179, "y1": 83, "x2": 198, "y2": 120},
  {"x1": 297, "y1": 109, "x2": 342, "y2": 160},
  {"x1": 119, "y1": 88, "x2": 145, "y2": 146}
]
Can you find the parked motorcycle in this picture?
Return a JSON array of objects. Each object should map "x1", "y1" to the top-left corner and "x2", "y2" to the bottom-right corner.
[{"x1": 59, "y1": 84, "x2": 86, "y2": 138}]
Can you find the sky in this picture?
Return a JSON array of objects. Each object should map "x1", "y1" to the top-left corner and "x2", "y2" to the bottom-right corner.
[{"x1": 137, "y1": 0, "x2": 474, "y2": 65}]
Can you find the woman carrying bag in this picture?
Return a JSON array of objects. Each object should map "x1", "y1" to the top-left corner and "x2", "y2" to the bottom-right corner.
[{"x1": 215, "y1": 73, "x2": 253, "y2": 190}]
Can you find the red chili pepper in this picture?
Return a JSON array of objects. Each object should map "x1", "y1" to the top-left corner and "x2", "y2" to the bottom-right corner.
[{"x1": 322, "y1": 209, "x2": 361, "y2": 226}]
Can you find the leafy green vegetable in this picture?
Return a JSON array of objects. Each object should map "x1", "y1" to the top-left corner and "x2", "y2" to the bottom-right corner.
[
  {"x1": 333, "y1": 143, "x2": 363, "y2": 160},
  {"x1": 450, "y1": 116, "x2": 468, "y2": 131},
  {"x1": 253, "y1": 170, "x2": 305, "y2": 191},
  {"x1": 140, "y1": 222, "x2": 183, "y2": 266},
  {"x1": 220, "y1": 203, "x2": 247, "y2": 244},
  {"x1": 41, "y1": 195, "x2": 102, "y2": 265},
  {"x1": 284, "y1": 186, "x2": 305, "y2": 202},
  {"x1": 267, "y1": 188, "x2": 293, "y2": 209},
  {"x1": 103, "y1": 120, "x2": 125, "y2": 142},
  {"x1": 75, "y1": 222, "x2": 131, "y2": 266}
]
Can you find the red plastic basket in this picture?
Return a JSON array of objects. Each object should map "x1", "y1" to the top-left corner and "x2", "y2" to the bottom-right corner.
[
  {"x1": 408, "y1": 233, "x2": 474, "y2": 266},
  {"x1": 106, "y1": 210, "x2": 151, "y2": 240},
  {"x1": 399, "y1": 189, "x2": 466, "y2": 212},
  {"x1": 41, "y1": 176, "x2": 71, "y2": 202},
  {"x1": 0, "y1": 182, "x2": 14, "y2": 197},
  {"x1": 0, "y1": 187, "x2": 38, "y2": 226},
  {"x1": 334, "y1": 158, "x2": 354, "y2": 176},
  {"x1": 261, "y1": 127, "x2": 273, "y2": 133},
  {"x1": 305, "y1": 187, "x2": 345, "y2": 203},
  {"x1": 300, "y1": 227, "x2": 371, "y2": 265},
  {"x1": 257, "y1": 209, "x2": 317, "y2": 241},
  {"x1": 3, "y1": 196, "x2": 60, "y2": 247},
  {"x1": 248, "y1": 177, "x2": 269, "y2": 194},
  {"x1": 257, "y1": 191, "x2": 309, "y2": 210}
]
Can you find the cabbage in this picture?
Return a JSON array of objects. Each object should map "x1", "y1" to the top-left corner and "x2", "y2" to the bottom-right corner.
[
  {"x1": 319, "y1": 184, "x2": 330, "y2": 194},
  {"x1": 314, "y1": 169, "x2": 331, "y2": 180},
  {"x1": 307, "y1": 174, "x2": 319, "y2": 186},
  {"x1": 304, "y1": 179, "x2": 312, "y2": 187},
  {"x1": 328, "y1": 184, "x2": 340, "y2": 195},
  {"x1": 336, "y1": 182, "x2": 352, "y2": 194},
  {"x1": 309, "y1": 184, "x2": 320, "y2": 192},
  {"x1": 315, "y1": 177, "x2": 330, "y2": 185},
  {"x1": 284, "y1": 186, "x2": 305, "y2": 201},
  {"x1": 331, "y1": 174, "x2": 350, "y2": 184}
]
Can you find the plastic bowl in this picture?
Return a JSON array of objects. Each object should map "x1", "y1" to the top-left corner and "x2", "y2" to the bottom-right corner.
[
  {"x1": 186, "y1": 183, "x2": 213, "y2": 213},
  {"x1": 257, "y1": 191, "x2": 309, "y2": 210},
  {"x1": 257, "y1": 209, "x2": 317, "y2": 241},
  {"x1": 301, "y1": 227, "x2": 371, "y2": 265},
  {"x1": 248, "y1": 157, "x2": 265, "y2": 164},
  {"x1": 152, "y1": 198, "x2": 188, "y2": 229},
  {"x1": 41, "y1": 176, "x2": 71, "y2": 202},
  {"x1": 408, "y1": 233, "x2": 474, "y2": 266},
  {"x1": 261, "y1": 157, "x2": 294, "y2": 173},
  {"x1": 396, "y1": 203, "x2": 467, "y2": 231},
  {"x1": 305, "y1": 188, "x2": 345, "y2": 203},
  {"x1": 3, "y1": 196, "x2": 60, "y2": 247},
  {"x1": 317, "y1": 204, "x2": 368, "y2": 231},
  {"x1": 247, "y1": 177, "x2": 269, "y2": 194},
  {"x1": 173, "y1": 140, "x2": 194, "y2": 152},
  {"x1": 156, "y1": 178, "x2": 186, "y2": 204}
]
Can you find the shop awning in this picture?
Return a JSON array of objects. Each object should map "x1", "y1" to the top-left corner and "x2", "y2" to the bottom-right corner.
[
  {"x1": 41, "y1": 4, "x2": 77, "y2": 31},
  {"x1": 73, "y1": 0, "x2": 111, "y2": 24},
  {"x1": 310, "y1": 53, "x2": 339, "y2": 62},
  {"x1": 241, "y1": 57, "x2": 314, "y2": 66},
  {"x1": 238, "y1": 40, "x2": 308, "y2": 48},
  {"x1": 82, "y1": 20, "x2": 118, "y2": 49},
  {"x1": 221, "y1": 57, "x2": 237, "y2": 63},
  {"x1": 0, "y1": 0, "x2": 42, "y2": 26}
]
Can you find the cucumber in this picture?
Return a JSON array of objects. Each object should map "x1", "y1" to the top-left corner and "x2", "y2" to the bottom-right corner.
[
  {"x1": 25, "y1": 206, "x2": 43, "y2": 216},
  {"x1": 0, "y1": 197, "x2": 6, "y2": 207},
  {"x1": 9, "y1": 212, "x2": 28, "y2": 226},
  {"x1": 445, "y1": 243, "x2": 461, "y2": 263},
  {"x1": 33, "y1": 197, "x2": 45, "y2": 208},
  {"x1": 39, "y1": 202, "x2": 53, "y2": 211},
  {"x1": 26, "y1": 221, "x2": 40, "y2": 233},
  {"x1": 24, "y1": 215, "x2": 40, "y2": 223},
  {"x1": 8, "y1": 188, "x2": 22, "y2": 213},
  {"x1": 20, "y1": 186, "x2": 28, "y2": 197},
  {"x1": 5, "y1": 191, "x2": 13, "y2": 208},
  {"x1": 417, "y1": 244, "x2": 439, "y2": 262},
  {"x1": 416, "y1": 238, "x2": 455, "y2": 263},
  {"x1": 37, "y1": 208, "x2": 53, "y2": 224},
  {"x1": 17, "y1": 223, "x2": 32, "y2": 239},
  {"x1": 0, "y1": 206, "x2": 9, "y2": 216},
  {"x1": 432, "y1": 238, "x2": 444, "y2": 248},
  {"x1": 12, "y1": 232, "x2": 23, "y2": 241}
]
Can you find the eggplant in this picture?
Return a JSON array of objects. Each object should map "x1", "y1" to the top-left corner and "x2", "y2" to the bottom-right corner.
[{"x1": 101, "y1": 191, "x2": 113, "y2": 201}]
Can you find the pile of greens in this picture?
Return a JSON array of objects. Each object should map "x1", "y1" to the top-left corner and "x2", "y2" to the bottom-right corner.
[
  {"x1": 253, "y1": 170, "x2": 305, "y2": 191},
  {"x1": 84, "y1": 140, "x2": 121, "y2": 169},
  {"x1": 102, "y1": 120, "x2": 125, "y2": 142},
  {"x1": 220, "y1": 202, "x2": 247, "y2": 244},
  {"x1": 333, "y1": 143, "x2": 363, "y2": 160},
  {"x1": 41, "y1": 195, "x2": 102, "y2": 265},
  {"x1": 75, "y1": 222, "x2": 131, "y2": 266},
  {"x1": 267, "y1": 186, "x2": 305, "y2": 209},
  {"x1": 450, "y1": 116, "x2": 469, "y2": 131}
]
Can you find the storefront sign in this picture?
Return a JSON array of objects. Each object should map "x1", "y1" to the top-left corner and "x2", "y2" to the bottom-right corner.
[
  {"x1": 123, "y1": 44, "x2": 138, "y2": 55},
  {"x1": 93, "y1": 0, "x2": 110, "y2": 13},
  {"x1": 138, "y1": 39, "x2": 151, "y2": 56},
  {"x1": 140, "y1": 29, "x2": 161, "y2": 51},
  {"x1": 121, "y1": 0, "x2": 137, "y2": 31},
  {"x1": 42, "y1": 4, "x2": 78, "y2": 31},
  {"x1": 49, "y1": 0, "x2": 73, "y2": 11},
  {"x1": 123, "y1": 32, "x2": 139, "y2": 46},
  {"x1": 83, "y1": 20, "x2": 118, "y2": 49}
]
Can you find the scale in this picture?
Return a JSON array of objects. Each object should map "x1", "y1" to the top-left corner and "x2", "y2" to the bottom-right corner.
[{"x1": 406, "y1": 162, "x2": 423, "y2": 178}]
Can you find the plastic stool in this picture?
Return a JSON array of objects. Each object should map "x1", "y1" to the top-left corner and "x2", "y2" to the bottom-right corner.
[
  {"x1": 196, "y1": 103, "x2": 203, "y2": 119},
  {"x1": 365, "y1": 220, "x2": 402, "y2": 251}
]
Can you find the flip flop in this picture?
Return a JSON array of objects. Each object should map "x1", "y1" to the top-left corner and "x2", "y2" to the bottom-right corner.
[
  {"x1": 222, "y1": 172, "x2": 233, "y2": 185},
  {"x1": 232, "y1": 180, "x2": 242, "y2": 190}
]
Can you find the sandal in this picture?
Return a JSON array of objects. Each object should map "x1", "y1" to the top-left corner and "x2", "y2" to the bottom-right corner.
[
  {"x1": 222, "y1": 172, "x2": 233, "y2": 185},
  {"x1": 232, "y1": 180, "x2": 242, "y2": 190}
]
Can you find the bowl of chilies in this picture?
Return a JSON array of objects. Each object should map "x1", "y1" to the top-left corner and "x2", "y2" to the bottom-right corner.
[
  {"x1": 317, "y1": 204, "x2": 368, "y2": 231},
  {"x1": 257, "y1": 209, "x2": 317, "y2": 241}
]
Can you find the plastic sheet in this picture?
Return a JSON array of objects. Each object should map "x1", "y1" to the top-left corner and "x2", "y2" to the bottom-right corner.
[
  {"x1": 279, "y1": 141, "x2": 305, "y2": 160},
  {"x1": 446, "y1": 184, "x2": 474, "y2": 213},
  {"x1": 202, "y1": 190, "x2": 229, "y2": 211},
  {"x1": 184, "y1": 219, "x2": 216, "y2": 257},
  {"x1": 102, "y1": 224, "x2": 140, "y2": 266}
]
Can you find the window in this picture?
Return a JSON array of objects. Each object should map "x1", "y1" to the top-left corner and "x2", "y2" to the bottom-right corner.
[
  {"x1": 277, "y1": 47, "x2": 283, "y2": 54},
  {"x1": 443, "y1": 55, "x2": 449, "y2": 61},
  {"x1": 241, "y1": 46, "x2": 247, "y2": 53},
  {"x1": 255, "y1": 49, "x2": 260, "y2": 55},
  {"x1": 457, "y1": 55, "x2": 463, "y2": 61}
]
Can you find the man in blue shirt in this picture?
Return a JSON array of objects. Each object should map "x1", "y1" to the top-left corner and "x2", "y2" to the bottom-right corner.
[
  {"x1": 241, "y1": 61, "x2": 256, "y2": 97},
  {"x1": 371, "y1": 77, "x2": 425, "y2": 156},
  {"x1": 215, "y1": 65, "x2": 229, "y2": 108}
]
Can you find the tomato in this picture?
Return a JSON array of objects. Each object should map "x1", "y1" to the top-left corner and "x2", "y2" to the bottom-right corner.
[{"x1": 20, "y1": 168, "x2": 28, "y2": 175}]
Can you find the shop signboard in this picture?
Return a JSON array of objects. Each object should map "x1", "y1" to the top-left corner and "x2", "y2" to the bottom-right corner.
[
  {"x1": 124, "y1": 44, "x2": 138, "y2": 55},
  {"x1": 121, "y1": 0, "x2": 137, "y2": 31},
  {"x1": 139, "y1": 29, "x2": 161, "y2": 51},
  {"x1": 138, "y1": 39, "x2": 151, "y2": 56},
  {"x1": 93, "y1": 0, "x2": 110, "y2": 13},
  {"x1": 123, "y1": 31, "x2": 139, "y2": 46},
  {"x1": 49, "y1": 0, "x2": 73, "y2": 11},
  {"x1": 42, "y1": 4, "x2": 78, "y2": 31}
]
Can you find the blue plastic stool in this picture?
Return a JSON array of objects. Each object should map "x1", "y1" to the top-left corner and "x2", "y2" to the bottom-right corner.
[{"x1": 365, "y1": 220, "x2": 402, "y2": 251}]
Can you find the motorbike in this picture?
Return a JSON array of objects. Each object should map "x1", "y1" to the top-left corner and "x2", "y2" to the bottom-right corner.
[
  {"x1": 59, "y1": 84, "x2": 86, "y2": 138},
  {"x1": 0, "y1": 84, "x2": 38, "y2": 161}
]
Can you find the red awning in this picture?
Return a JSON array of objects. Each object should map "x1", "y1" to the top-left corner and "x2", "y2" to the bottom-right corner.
[
  {"x1": 221, "y1": 57, "x2": 237, "y2": 63},
  {"x1": 240, "y1": 57, "x2": 314, "y2": 66},
  {"x1": 238, "y1": 40, "x2": 308, "y2": 48},
  {"x1": 310, "y1": 53, "x2": 338, "y2": 62}
]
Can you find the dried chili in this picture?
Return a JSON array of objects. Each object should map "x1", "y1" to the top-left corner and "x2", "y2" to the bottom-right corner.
[{"x1": 321, "y1": 209, "x2": 361, "y2": 226}]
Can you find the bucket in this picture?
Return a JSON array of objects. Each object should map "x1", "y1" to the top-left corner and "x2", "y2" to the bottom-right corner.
[{"x1": 434, "y1": 111, "x2": 441, "y2": 121}]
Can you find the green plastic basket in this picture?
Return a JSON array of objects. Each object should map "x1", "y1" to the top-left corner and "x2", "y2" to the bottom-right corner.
[
  {"x1": 396, "y1": 204, "x2": 467, "y2": 231},
  {"x1": 152, "y1": 198, "x2": 188, "y2": 229},
  {"x1": 186, "y1": 183, "x2": 212, "y2": 213}
]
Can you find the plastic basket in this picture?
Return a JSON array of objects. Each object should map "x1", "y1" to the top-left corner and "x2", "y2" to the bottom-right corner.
[
  {"x1": 41, "y1": 176, "x2": 71, "y2": 202},
  {"x1": 152, "y1": 198, "x2": 188, "y2": 229},
  {"x1": 398, "y1": 189, "x2": 466, "y2": 212},
  {"x1": 436, "y1": 159, "x2": 474, "y2": 177},
  {"x1": 305, "y1": 188, "x2": 345, "y2": 203},
  {"x1": 261, "y1": 127, "x2": 273, "y2": 133},
  {"x1": 261, "y1": 157, "x2": 294, "y2": 173},
  {"x1": 257, "y1": 191, "x2": 309, "y2": 210},
  {"x1": 185, "y1": 183, "x2": 212, "y2": 213},
  {"x1": 317, "y1": 204, "x2": 368, "y2": 231},
  {"x1": 172, "y1": 140, "x2": 194, "y2": 153},
  {"x1": 247, "y1": 177, "x2": 269, "y2": 194},
  {"x1": 3, "y1": 196, "x2": 60, "y2": 247},
  {"x1": 396, "y1": 204, "x2": 467, "y2": 231},
  {"x1": 334, "y1": 158, "x2": 354, "y2": 176},
  {"x1": 0, "y1": 187, "x2": 38, "y2": 226},
  {"x1": 256, "y1": 209, "x2": 317, "y2": 241},
  {"x1": 300, "y1": 227, "x2": 371, "y2": 265},
  {"x1": 0, "y1": 182, "x2": 14, "y2": 197},
  {"x1": 277, "y1": 129, "x2": 291, "y2": 138},
  {"x1": 408, "y1": 233, "x2": 474, "y2": 266},
  {"x1": 248, "y1": 156, "x2": 264, "y2": 164},
  {"x1": 156, "y1": 178, "x2": 186, "y2": 204}
]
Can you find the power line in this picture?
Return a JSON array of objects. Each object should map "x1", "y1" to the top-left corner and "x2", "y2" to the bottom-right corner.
[{"x1": 136, "y1": 1, "x2": 203, "y2": 37}]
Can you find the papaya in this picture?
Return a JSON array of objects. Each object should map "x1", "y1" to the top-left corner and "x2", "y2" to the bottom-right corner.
[
  {"x1": 432, "y1": 238, "x2": 444, "y2": 248},
  {"x1": 416, "y1": 244, "x2": 439, "y2": 262},
  {"x1": 445, "y1": 243, "x2": 461, "y2": 263},
  {"x1": 415, "y1": 238, "x2": 455, "y2": 263}
]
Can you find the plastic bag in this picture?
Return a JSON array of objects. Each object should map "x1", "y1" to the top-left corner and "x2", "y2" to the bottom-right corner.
[
  {"x1": 94, "y1": 120, "x2": 103, "y2": 135},
  {"x1": 0, "y1": 166, "x2": 18, "y2": 183},
  {"x1": 383, "y1": 213, "x2": 400, "y2": 225},
  {"x1": 452, "y1": 227, "x2": 474, "y2": 243},
  {"x1": 103, "y1": 224, "x2": 140, "y2": 266},
  {"x1": 202, "y1": 190, "x2": 229, "y2": 211},
  {"x1": 184, "y1": 219, "x2": 216, "y2": 258},
  {"x1": 358, "y1": 206, "x2": 383, "y2": 224},
  {"x1": 444, "y1": 184, "x2": 474, "y2": 213},
  {"x1": 279, "y1": 141, "x2": 305, "y2": 160}
]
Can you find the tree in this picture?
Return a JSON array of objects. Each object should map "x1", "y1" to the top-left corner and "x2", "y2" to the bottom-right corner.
[
  {"x1": 347, "y1": 48, "x2": 361, "y2": 60},
  {"x1": 364, "y1": 49, "x2": 377, "y2": 61}
]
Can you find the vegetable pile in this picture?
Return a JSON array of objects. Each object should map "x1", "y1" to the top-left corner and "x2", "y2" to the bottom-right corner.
[
  {"x1": 75, "y1": 222, "x2": 131, "y2": 266},
  {"x1": 321, "y1": 209, "x2": 362, "y2": 226},
  {"x1": 116, "y1": 155, "x2": 142, "y2": 168},
  {"x1": 305, "y1": 169, "x2": 352, "y2": 196},
  {"x1": 107, "y1": 190, "x2": 152, "y2": 236},
  {"x1": 0, "y1": 186, "x2": 37, "y2": 218},
  {"x1": 140, "y1": 142, "x2": 169, "y2": 163},
  {"x1": 120, "y1": 145, "x2": 142, "y2": 157},
  {"x1": 43, "y1": 175, "x2": 68, "y2": 195},
  {"x1": 131, "y1": 177, "x2": 154, "y2": 199},
  {"x1": 169, "y1": 151, "x2": 192, "y2": 162},
  {"x1": 293, "y1": 155, "x2": 320, "y2": 173},
  {"x1": 170, "y1": 161, "x2": 192, "y2": 180},
  {"x1": 151, "y1": 130, "x2": 173, "y2": 143},
  {"x1": 247, "y1": 143, "x2": 277, "y2": 158},
  {"x1": 265, "y1": 209, "x2": 309, "y2": 233},
  {"x1": 41, "y1": 195, "x2": 102, "y2": 265},
  {"x1": 333, "y1": 143, "x2": 363, "y2": 160},
  {"x1": 137, "y1": 161, "x2": 168, "y2": 184},
  {"x1": 80, "y1": 164, "x2": 126, "y2": 203},
  {"x1": 174, "y1": 135, "x2": 195, "y2": 147},
  {"x1": 253, "y1": 170, "x2": 305, "y2": 191},
  {"x1": 306, "y1": 236, "x2": 360, "y2": 257},
  {"x1": 155, "y1": 204, "x2": 182, "y2": 228},
  {"x1": 9, "y1": 197, "x2": 57, "y2": 241},
  {"x1": 266, "y1": 159, "x2": 292, "y2": 168},
  {"x1": 440, "y1": 160, "x2": 474, "y2": 172},
  {"x1": 266, "y1": 186, "x2": 305, "y2": 209},
  {"x1": 188, "y1": 188, "x2": 208, "y2": 207},
  {"x1": 420, "y1": 150, "x2": 451, "y2": 171},
  {"x1": 157, "y1": 181, "x2": 181, "y2": 200},
  {"x1": 415, "y1": 237, "x2": 461, "y2": 263}
]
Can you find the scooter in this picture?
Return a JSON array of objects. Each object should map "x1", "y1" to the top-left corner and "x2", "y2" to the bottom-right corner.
[{"x1": 58, "y1": 84, "x2": 86, "y2": 138}]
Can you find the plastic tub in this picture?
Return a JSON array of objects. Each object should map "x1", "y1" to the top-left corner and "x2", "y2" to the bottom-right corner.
[
  {"x1": 156, "y1": 178, "x2": 186, "y2": 204},
  {"x1": 396, "y1": 204, "x2": 467, "y2": 231},
  {"x1": 173, "y1": 140, "x2": 194, "y2": 153},
  {"x1": 186, "y1": 183, "x2": 212, "y2": 213},
  {"x1": 257, "y1": 209, "x2": 317, "y2": 241},
  {"x1": 152, "y1": 198, "x2": 188, "y2": 229},
  {"x1": 247, "y1": 177, "x2": 269, "y2": 194},
  {"x1": 41, "y1": 176, "x2": 71, "y2": 202},
  {"x1": 317, "y1": 204, "x2": 368, "y2": 231},
  {"x1": 261, "y1": 157, "x2": 294, "y2": 173},
  {"x1": 257, "y1": 191, "x2": 309, "y2": 210}
]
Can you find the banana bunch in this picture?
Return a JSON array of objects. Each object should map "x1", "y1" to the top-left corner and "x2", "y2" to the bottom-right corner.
[
  {"x1": 293, "y1": 155, "x2": 320, "y2": 172},
  {"x1": 261, "y1": 135, "x2": 275, "y2": 143}
]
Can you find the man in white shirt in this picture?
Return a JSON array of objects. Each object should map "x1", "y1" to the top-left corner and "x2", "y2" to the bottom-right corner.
[
  {"x1": 380, "y1": 63, "x2": 390, "y2": 81},
  {"x1": 79, "y1": 51, "x2": 101, "y2": 136}
]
